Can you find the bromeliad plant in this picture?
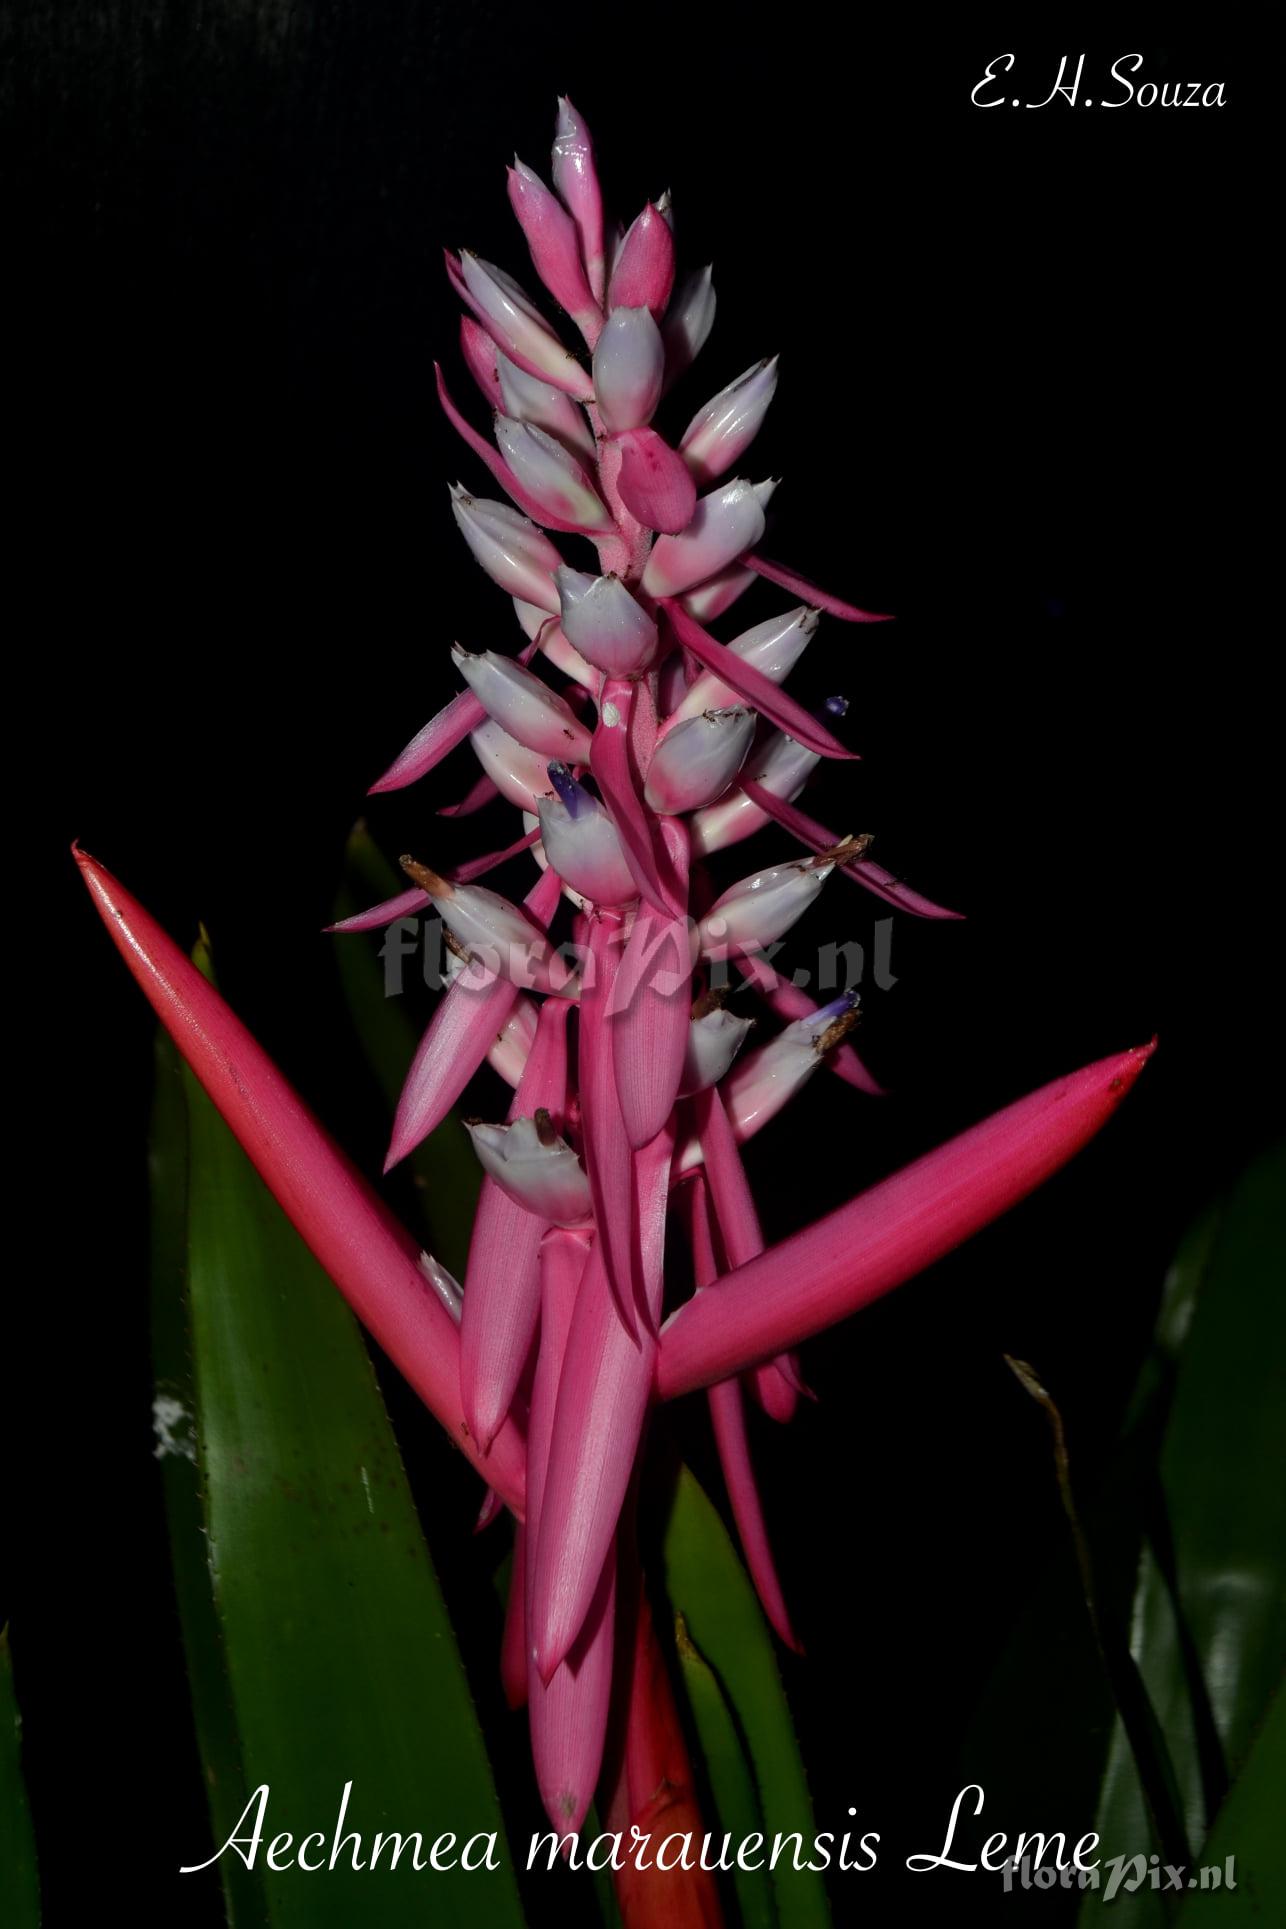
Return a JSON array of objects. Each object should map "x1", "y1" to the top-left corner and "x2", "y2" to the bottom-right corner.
[{"x1": 78, "y1": 96, "x2": 1152, "y2": 1908}]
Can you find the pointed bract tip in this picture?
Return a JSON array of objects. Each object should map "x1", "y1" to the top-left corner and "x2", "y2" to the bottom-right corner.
[
  {"x1": 534, "y1": 1640, "x2": 563, "y2": 1689},
  {"x1": 1114, "y1": 1036, "x2": 1158, "y2": 1090},
  {"x1": 473, "y1": 1488, "x2": 504, "y2": 1535},
  {"x1": 532, "y1": 1793, "x2": 587, "y2": 1848},
  {"x1": 383, "y1": 1121, "x2": 432, "y2": 1178}
]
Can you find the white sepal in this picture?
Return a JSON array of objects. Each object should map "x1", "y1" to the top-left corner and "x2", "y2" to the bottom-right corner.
[
  {"x1": 678, "y1": 1006, "x2": 755, "y2": 1096},
  {"x1": 466, "y1": 1115, "x2": 592, "y2": 1226}
]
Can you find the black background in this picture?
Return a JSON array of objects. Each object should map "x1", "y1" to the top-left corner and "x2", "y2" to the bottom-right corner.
[{"x1": 8, "y1": 13, "x2": 1277, "y2": 1925}]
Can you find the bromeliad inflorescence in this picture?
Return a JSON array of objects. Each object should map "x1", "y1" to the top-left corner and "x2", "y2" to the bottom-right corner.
[{"x1": 77, "y1": 93, "x2": 1153, "y2": 1872}]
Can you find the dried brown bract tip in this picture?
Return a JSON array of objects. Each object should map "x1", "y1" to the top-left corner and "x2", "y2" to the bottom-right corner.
[
  {"x1": 817, "y1": 1007, "x2": 860, "y2": 1055},
  {"x1": 811, "y1": 833, "x2": 874, "y2": 869},
  {"x1": 400, "y1": 855, "x2": 451, "y2": 897}
]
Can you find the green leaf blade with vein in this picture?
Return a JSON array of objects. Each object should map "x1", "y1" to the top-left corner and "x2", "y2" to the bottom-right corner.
[
  {"x1": 676, "y1": 1614, "x2": 779, "y2": 1929},
  {"x1": 1178, "y1": 1684, "x2": 1285, "y2": 1920},
  {"x1": 149, "y1": 1028, "x2": 263, "y2": 1929},
  {"x1": 1081, "y1": 1145, "x2": 1286, "y2": 1926},
  {"x1": 180, "y1": 938, "x2": 525, "y2": 1927},
  {"x1": 663, "y1": 1466, "x2": 830, "y2": 1929}
]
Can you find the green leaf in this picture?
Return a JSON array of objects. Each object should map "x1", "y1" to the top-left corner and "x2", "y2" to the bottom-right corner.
[
  {"x1": 149, "y1": 1028, "x2": 264, "y2": 1929},
  {"x1": 331, "y1": 823, "x2": 480, "y2": 1279},
  {"x1": 662, "y1": 1466, "x2": 831, "y2": 1928},
  {"x1": 1003, "y1": 1354, "x2": 1190, "y2": 1871},
  {"x1": 1151, "y1": 1149, "x2": 1286, "y2": 1786},
  {"x1": 675, "y1": 1614, "x2": 779, "y2": 1929},
  {"x1": 1081, "y1": 1145, "x2": 1286, "y2": 1924},
  {"x1": 179, "y1": 937, "x2": 525, "y2": 1926},
  {"x1": 960, "y1": 1509, "x2": 1116, "y2": 1861},
  {"x1": 583, "y1": 1804, "x2": 625, "y2": 1929},
  {"x1": 1179, "y1": 1684, "x2": 1286, "y2": 1920},
  {"x1": 0, "y1": 1629, "x2": 40, "y2": 1929}
]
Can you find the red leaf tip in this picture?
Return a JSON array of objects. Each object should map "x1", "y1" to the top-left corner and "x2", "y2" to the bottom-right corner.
[{"x1": 1110, "y1": 1035, "x2": 1158, "y2": 1095}]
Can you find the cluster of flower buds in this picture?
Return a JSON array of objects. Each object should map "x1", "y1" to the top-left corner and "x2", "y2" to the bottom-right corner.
[
  {"x1": 77, "y1": 95, "x2": 1152, "y2": 1869},
  {"x1": 344, "y1": 97, "x2": 968, "y2": 1833}
]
